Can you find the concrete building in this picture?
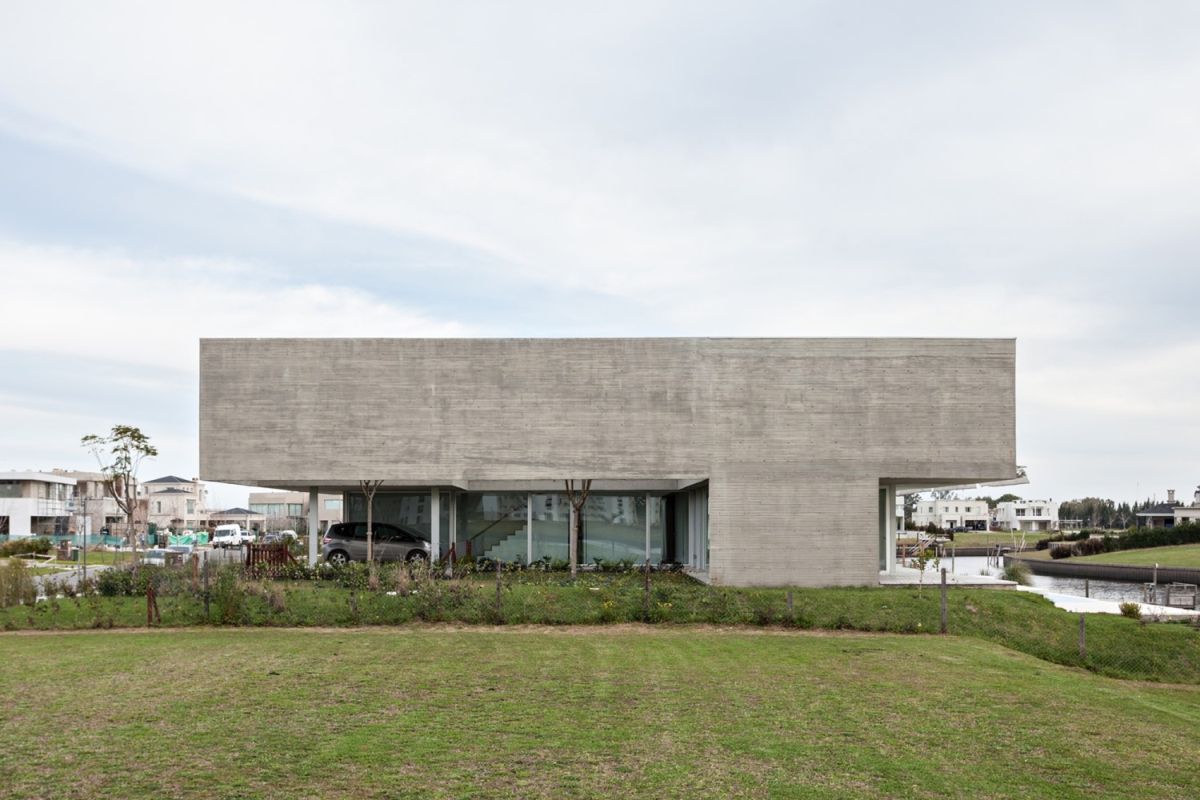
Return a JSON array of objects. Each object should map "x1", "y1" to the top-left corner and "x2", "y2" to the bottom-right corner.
[
  {"x1": 50, "y1": 469, "x2": 135, "y2": 536},
  {"x1": 248, "y1": 491, "x2": 343, "y2": 533},
  {"x1": 993, "y1": 499, "x2": 1060, "y2": 533},
  {"x1": 139, "y1": 475, "x2": 208, "y2": 531},
  {"x1": 208, "y1": 507, "x2": 267, "y2": 531},
  {"x1": 1175, "y1": 487, "x2": 1200, "y2": 526},
  {"x1": 199, "y1": 338, "x2": 1018, "y2": 586},
  {"x1": 0, "y1": 471, "x2": 76, "y2": 537},
  {"x1": 911, "y1": 498, "x2": 990, "y2": 531}
]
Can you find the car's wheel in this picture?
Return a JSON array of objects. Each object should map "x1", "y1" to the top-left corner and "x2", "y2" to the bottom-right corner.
[
  {"x1": 326, "y1": 550, "x2": 350, "y2": 567},
  {"x1": 406, "y1": 550, "x2": 428, "y2": 562}
]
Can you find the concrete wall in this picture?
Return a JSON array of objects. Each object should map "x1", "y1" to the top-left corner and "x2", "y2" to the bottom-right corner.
[{"x1": 199, "y1": 338, "x2": 1016, "y2": 586}]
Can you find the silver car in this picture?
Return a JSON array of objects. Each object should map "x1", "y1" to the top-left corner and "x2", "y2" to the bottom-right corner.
[{"x1": 321, "y1": 522, "x2": 431, "y2": 566}]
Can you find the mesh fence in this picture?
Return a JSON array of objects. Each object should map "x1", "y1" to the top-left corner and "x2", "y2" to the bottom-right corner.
[{"x1": 3, "y1": 556, "x2": 1198, "y2": 684}]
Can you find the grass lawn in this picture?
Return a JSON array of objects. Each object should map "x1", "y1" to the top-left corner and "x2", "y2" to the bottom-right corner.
[
  {"x1": 5, "y1": 572, "x2": 1199, "y2": 683},
  {"x1": 1069, "y1": 544, "x2": 1200, "y2": 568},
  {"x1": 1, "y1": 628, "x2": 1198, "y2": 799}
]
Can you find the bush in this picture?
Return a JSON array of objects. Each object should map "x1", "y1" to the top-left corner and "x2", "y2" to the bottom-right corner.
[
  {"x1": 1119, "y1": 601, "x2": 1142, "y2": 620},
  {"x1": 0, "y1": 537, "x2": 53, "y2": 557},
  {"x1": 1049, "y1": 543, "x2": 1074, "y2": 559},
  {"x1": 0, "y1": 560, "x2": 36, "y2": 607},
  {"x1": 1075, "y1": 537, "x2": 1107, "y2": 557},
  {"x1": 1002, "y1": 562, "x2": 1031, "y2": 585}
]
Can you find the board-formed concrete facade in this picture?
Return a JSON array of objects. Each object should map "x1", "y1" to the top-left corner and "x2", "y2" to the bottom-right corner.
[{"x1": 199, "y1": 338, "x2": 1016, "y2": 586}]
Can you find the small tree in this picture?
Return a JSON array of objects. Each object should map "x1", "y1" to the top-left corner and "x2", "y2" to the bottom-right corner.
[
  {"x1": 563, "y1": 479, "x2": 592, "y2": 576},
  {"x1": 360, "y1": 480, "x2": 383, "y2": 589},
  {"x1": 81, "y1": 425, "x2": 157, "y2": 559}
]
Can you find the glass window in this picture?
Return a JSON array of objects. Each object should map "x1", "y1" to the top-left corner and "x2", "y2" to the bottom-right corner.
[
  {"x1": 582, "y1": 494, "x2": 655, "y2": 565},
  {"x1": 455, "y1": 493, "x2": 528, "y2": 562},
  {"x1": 0, "y1": 481, "x2": 20, "y2": 499},
  {"x1": 347, "y1": 492, "x2": 436, "y2": 543},
  {"x1": 324, "y1": 499, "x2": 342, "y2": 511},
  {"x1": 288, "y1": 503, "x2": 303, "y2": 517},
  {"x1": 531, "y1": 493, "x2": 569, "y2": 564}
]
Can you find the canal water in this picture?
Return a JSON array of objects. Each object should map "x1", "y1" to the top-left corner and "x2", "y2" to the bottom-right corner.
[{"x1": 940, "y1": 555, "x2": 1148, "y2": 603}]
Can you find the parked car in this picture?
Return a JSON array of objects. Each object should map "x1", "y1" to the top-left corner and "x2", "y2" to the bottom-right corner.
[
  {"x1": 141, "y1": 548, "x2": 169, "y2": 566},
  {"x1": 321, "y1": 522, "x2": 430, "y2": 566},
  {"x1": 212, "y1": 524, "x2": 255, "y2": 548},
  {"x1": 263, "y1": 530, "x2": 297, "y2": 545}
]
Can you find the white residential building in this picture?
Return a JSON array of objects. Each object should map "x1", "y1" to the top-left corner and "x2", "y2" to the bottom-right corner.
[
  {"x1": 0, "y1": 471, "x2": 77, "y2": 537},
  {"x1": 1175, "y1": 486, "x2": 1200, "y2": 526},
  {"x1": 138, "y1": 475, "x2": 208, "y2": 531},
  {"x1": 994, "y1": 499, "x2": 1060, "y2": 532},
  {"x1": 248, "y1": 491, "x2": 343, "y2": 533},
  {"x1": 911, "y1": 498, "x2": 990, "y2": 531},
  {"x1": 50, "y1": 469, "x2": 135, "y2": 536}
]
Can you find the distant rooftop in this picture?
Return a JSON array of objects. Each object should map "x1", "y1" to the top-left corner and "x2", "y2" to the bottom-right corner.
[{"x1": 144, "y1": 475, "x2": 193, "y2": 484}]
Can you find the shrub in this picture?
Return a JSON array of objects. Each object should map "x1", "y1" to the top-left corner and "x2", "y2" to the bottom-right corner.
[
  {"x1": 0, "y1": 537, "x2": 53, "y2": 557},
  {"x1": 1119, "y1": 601, "x2": 1142, "y2": 620},
  {"x1": 1002, "y1": 562, "x2": 1031, "y2": 585},
  {"x1": 0, "y1": 560, "x2": 36, "y2": 607},
  {"x1": 1049, "y1": 543, "x2": 1073, "y2": 559},
  {"x1": 1074, "y1": 537, "x2": 1107, "y2": 557}
]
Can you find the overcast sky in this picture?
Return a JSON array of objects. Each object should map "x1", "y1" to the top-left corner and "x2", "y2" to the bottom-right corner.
[{"x1": 1, "y1": 1, "x2": 1197, "y2": 509}]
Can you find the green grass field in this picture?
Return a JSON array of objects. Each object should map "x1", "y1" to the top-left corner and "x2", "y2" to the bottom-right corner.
[
  {"x1": 1068, "y1": 543, "x2": 1200, "y2": 568},
  {"x1": 0, "y1": 628, "x2": 1197, "y2": 799},
  {"x1": 5, "y1": 572, "x2": 1199, "y2": 683}
]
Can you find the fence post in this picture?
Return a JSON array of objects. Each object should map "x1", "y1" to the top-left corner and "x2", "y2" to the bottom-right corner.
[
  {"x1": 1078, "y1": 613, "x2": 1086, "y2": 660},
  {"x1": 495, "y1": 558, "x2": 502, "y2": 623},
  {"x1": 202, "y1": 558, "x2": 210, "y2": 622},
  {"x1": 1084, "y1": 579, "x2": 1089, "y2": 598},
  {"x1": 643, "y1": 560, "x2": 651, "y2": 623},
  {"x1": 940, "y1": 568, "x2": 948, "y2": 634}
]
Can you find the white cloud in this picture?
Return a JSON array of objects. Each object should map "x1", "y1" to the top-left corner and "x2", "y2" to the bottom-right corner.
[{"x1": 0, "y1": 240, "x2": 478, "y2": 372}]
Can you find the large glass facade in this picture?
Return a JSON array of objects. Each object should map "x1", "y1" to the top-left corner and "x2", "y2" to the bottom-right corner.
[
  {"x1": 455, "y1": 493, "x2": 527, "y2": 561},
  {"x1": 580, "y1": 494, "x2": 665, "y2": 565},
  {"x1": 346, "y1": 492, "x2": 437, "y2": 542},
  {"x1": 340, "y1": 489, "x2": 679, "y2": 565},
  {"x1": 527, "y1": 493, "x2": 566, "y2": 563}
]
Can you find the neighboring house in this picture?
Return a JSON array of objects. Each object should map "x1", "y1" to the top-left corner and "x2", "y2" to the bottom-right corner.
[
  {"x1": 0, "y1": 471, "x2": 76, "y2": 537},
  {"x1": 1175, "y1": 487, "x2": 1200, "y2": 526},
  {"x1": 199, "y1": 337, "x2": 1019, "y2": 586},
  {"x1": 911, "y1": 498, "x2": 990, "y2": 531},
  {"x1": 139, "y1": 475, "x2": 208, "y2": 531},
  {"x1": 1136, "y1": 489, "x2": 1184, "y2": 528},
  {"x1": 994, "y1": 500, "x2": 1061, "y2": 532},
  {"x1": 51, "y1": 469, "x2": 136, "y2": 536},
  {"x1": 208, "y1": 507, "x2": 266, "y2": 532},
  {"x1": 248, "y1": 491, "x2": 343, "y2": 533}
]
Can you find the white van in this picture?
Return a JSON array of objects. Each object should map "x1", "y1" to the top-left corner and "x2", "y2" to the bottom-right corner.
[{"x1": 212, "y1": 524, "x2": 254, "y2": 548}]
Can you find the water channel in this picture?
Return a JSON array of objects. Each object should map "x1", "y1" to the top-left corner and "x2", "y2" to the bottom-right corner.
[{"x1": 940, "y1": 555, "x2": 1149, "y2": 603}]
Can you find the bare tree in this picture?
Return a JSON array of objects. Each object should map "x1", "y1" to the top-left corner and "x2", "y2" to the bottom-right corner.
[
  {"x1": 563, "y1": 479, "x2": 592, "y2": 576},
  {"x1": 81, "y1": 425, "x2": 157, "y2": 563}
]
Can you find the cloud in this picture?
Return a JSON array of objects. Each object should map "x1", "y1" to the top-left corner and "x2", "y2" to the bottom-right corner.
[{"x1": 0, "y1": 240, "x2": 478, "y2": 372}]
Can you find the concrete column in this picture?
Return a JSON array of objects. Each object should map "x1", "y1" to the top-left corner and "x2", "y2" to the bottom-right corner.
[
  {"x1": 885, "y1": 485, "x2": 898, "y2": 574},
  {"x1": 430, "y1": 488, "x2": 440, "y2": 561},
  {"x1": 644, "y1": 493, "x2": 651, "y2": 563},
  {"x1": 526, "y1": 493, "x2": 533, "y2": 565},
  {"x1": 307, "y1": 488, "x2": 319, "y2": 566}
]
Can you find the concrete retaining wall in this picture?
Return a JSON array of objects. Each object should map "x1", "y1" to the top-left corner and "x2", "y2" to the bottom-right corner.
[{"x1": 1007, "y1": 555, "x2": 1200, "y2": 584}]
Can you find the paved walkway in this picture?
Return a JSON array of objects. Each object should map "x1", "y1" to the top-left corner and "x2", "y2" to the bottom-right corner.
[
  {"x1": 879, "y1": 565, "x2": 1016, "y2": 588},
  {"x1": 1016, "y1": 585, "x2": 1200, "y2": 619}
]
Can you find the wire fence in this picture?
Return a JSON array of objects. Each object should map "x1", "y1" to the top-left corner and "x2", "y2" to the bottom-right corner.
[{"x1": 2, "y1": 555, "x2": 1198, "y2": 684}]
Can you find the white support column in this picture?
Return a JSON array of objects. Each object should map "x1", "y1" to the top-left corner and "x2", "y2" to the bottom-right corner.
[
  {"x1": 526, "y1": 493, "x2": 533, "y2": 565},
  {"x1": 886, "y1": 485, "x2": 898, "y2": 573},
  {"x1": 307, "y1": 488, "x2": 319, "y2": 567},
  {"x1": 644, "y1": 493, "x2": 651, "y2": 563},
  {"x1": 430, "y1": 488, "x2": 440, "y2": 561}
]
